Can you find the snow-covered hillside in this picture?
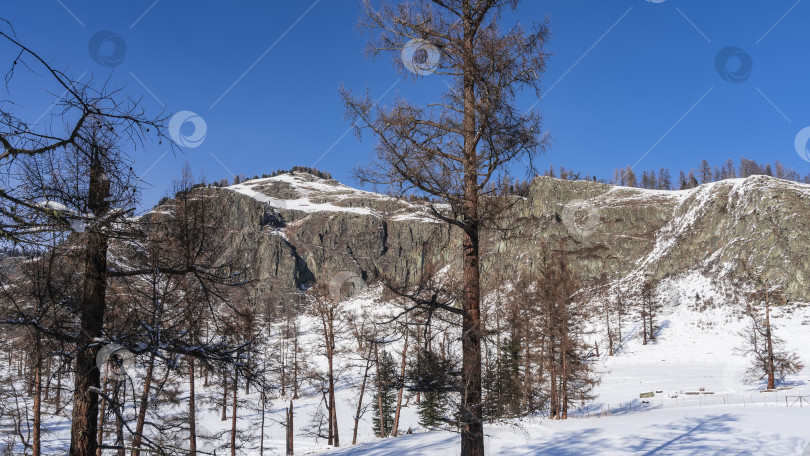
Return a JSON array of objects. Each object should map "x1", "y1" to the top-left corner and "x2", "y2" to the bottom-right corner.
[{"x1": 20, "y1": 281, "x2": 810, "y2": 455}]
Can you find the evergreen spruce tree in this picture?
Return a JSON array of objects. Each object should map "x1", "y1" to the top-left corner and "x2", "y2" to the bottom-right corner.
[
  {"x1": 493, "y1": 336, "x2": 521, "y2": 417},
  {"x1": 417, "y1": 391, "x2": 446, "y2": 429},
  {"x1": 372, "y1": 349, "x2": 398, "y2": 437}
]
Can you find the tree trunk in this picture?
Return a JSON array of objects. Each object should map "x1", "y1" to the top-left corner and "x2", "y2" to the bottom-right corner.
[
  {"x1": 293, "y1": 323, "x2": 300, "y2": 399},
  {"x1": 561, "y1": 344, "x2": 568, "y2": 420},
  {"x1": 221, "y1": 373, "x2": 228, "y2": 421},
  {"x1": 549, "y1": 342, "x2": 557, "y2": 420},
  {"x1": 286, "y1": 400, "x2": 294, "y2": 456},
  {"x1": 231, "y1": 370, "x2": 238, "y2": 456},
  {"x1": 328, "y1": 309, "x2": 339, "y2": 447},
  {"x1": 459, "y1": 4, "x2": 484, "y2": 452},
  {"x1": 641, "y1": 308, "x2": 648, "y2": 345},
  {"x1": 69, "y1": 146, "x2": 110, "y2": 456},
  {"x1": 765, "y1": 295, "x2": 775, "y2": 389},
  {"x1": 375, "y1": 343, "x2": 386, "y2": 438},
  {"x1": 131, "y1": 350, "x2": 156, "y2": 456},
  {"x1": 189, "y1": 358, "x2": 197, "y2": 456},
  {"x1": 523, "y1": 333, "x2": 532, "y2": 413},
  {"x1": 115, "y1": 380, "x2": 125, "y2": 456},
  {"x1": 392, "y1": 326, "x2": 409, "y2": 437},
  {"x1": 353, "y1": 345, "x2": 373, "y2": 445},
  {"x1": 259, "y1": 385, "x2": 265, "y2": 456},
  {"x1": 96, "y1": 378, "x2": 108, "y2": 456},
  {"x1": 606, "y1": 304, "x2": 614, "y2": 356},
  {"x1": 55, "y1": 365, "x2": 62, "y2": 408},
  {"x1": 32, "y1": 331, "x2": 41, "y2": 456},
  {"x1": 330, "y1": 389, "x2": 340, "y2": 447}
]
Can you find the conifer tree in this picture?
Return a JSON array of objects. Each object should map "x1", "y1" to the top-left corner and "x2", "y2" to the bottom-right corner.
[{"x1": 372, "y1": 349, "x2": 398, "y2": 437}]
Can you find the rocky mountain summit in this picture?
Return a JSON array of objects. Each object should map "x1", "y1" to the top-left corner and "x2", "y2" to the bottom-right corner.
[{"x1": 153, "y1": 171, "x2": 810, "y2": 307}]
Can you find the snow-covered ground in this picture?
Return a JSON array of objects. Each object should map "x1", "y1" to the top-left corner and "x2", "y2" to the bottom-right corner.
[
  {"x1": 18, "y1": 285, "x2": 810, "y2": 455},
  {"x1": 192, "y1": 290, "x2": 810, "y2": 456}
]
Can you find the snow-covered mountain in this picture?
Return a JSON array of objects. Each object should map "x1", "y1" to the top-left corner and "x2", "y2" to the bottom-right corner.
[{"x1": 154, "y1": 171, "x2": 810, "y2": 308}]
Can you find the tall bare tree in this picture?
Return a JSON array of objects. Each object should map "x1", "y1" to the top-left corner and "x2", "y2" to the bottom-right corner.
[
  {"x1": 736, "y1": 265, "x2": 803, "y2": 389},
  {"x1": 344, "y1": 2, "x2": 549, "y2": 453}
]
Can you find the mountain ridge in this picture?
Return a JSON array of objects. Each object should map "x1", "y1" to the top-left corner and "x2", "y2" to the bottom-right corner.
[{"x1": 151, "y1": 171, "x2": 810, "y2": 307}]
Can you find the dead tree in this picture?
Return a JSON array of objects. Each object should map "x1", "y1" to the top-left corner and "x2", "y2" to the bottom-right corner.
[{"x1": 344, "y1": 1, "x2": 549, "y2": 453}]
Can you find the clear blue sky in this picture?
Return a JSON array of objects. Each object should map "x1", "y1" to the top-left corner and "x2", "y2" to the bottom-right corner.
[{"x1": 2, "y1": 1, "x2": 808, "y2": 209}]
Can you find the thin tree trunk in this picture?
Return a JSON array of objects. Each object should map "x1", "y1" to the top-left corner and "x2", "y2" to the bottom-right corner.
[
  {"x1": 231, "y1": 369, "x2": 238, "y2": 456},
  {"x1": 55, "y1": 365, "x2": 62, "y2": 408},
  {"x1": 286, "y1": 400, "x2": 294, "y2": 456},
  {"x1": 549, "y1": 342, "x2": 557, "y2": 420},
  {"x1": 259, "y1": 385, "x2": 265, "y2": 456},
  {"x1": 353, "y1": 344, "x2": 374, "y2": 445},
  {"x1": 32, "y1": 331, "x2": 41, "y2": 456},
  {"x1": 606, "y1": 303, "x2": 613, "y2": 356},
  {"x1": 391, "y1": 325, "x2": 409, "y2": 437},
  {"x1": 330, "y1": 389, "x2": 339, "y2": 447},
  {"x1": 561, "y1": 343, "x2": 568, "y2": 420},
  {"x1": 641, "y1": 308, "x2": 648, "y2": 345},
  {"x1": 131, "y1": 350, "x2": 156, "y2": 456},
  {"x1": 765, "y1": 294, "x2": 775, "y2": 389},
  {"x1": 189, "y1": 357, "x2": 197, "y2": 456},
  {"x1": 115, "y1": 380, "x2": 125, "y2": 456},
  {"x1": 375, "y1": 343, "x2": 385, "y2": 438},
  {"x1": 293, "y1": 322, "x2": 300, "y2": 399},
  {"x1": 328, "y1": 308, "x2": 339, "y2": 448},
  {"x1": 523, "y1": 332, "x2": 532, "y2": 413},
  {"x1": 96, "y1": 377, "x2": 108, "y2": 456},
  {"x1": 221, "y1": 373, "x2": 228, "y2": 421}
]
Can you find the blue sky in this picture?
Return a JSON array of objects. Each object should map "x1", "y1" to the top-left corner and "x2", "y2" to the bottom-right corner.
[{"x1": 2, "y1": 1, "x2": 809, "y2": 209}]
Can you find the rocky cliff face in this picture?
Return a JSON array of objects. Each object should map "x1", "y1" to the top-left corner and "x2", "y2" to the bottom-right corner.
[{"x1": 158, "y1": 171, "x2": 810, "y2": 306}]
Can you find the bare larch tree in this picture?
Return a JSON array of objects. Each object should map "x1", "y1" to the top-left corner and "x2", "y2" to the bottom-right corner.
[{"x1": 344, "y1": 1, "x2": 549, "y2": 453}]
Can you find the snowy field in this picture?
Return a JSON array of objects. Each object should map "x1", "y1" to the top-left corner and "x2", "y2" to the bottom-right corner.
[{"x1": 184, "y1": 291, "x2": 810, "y2": 455}]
